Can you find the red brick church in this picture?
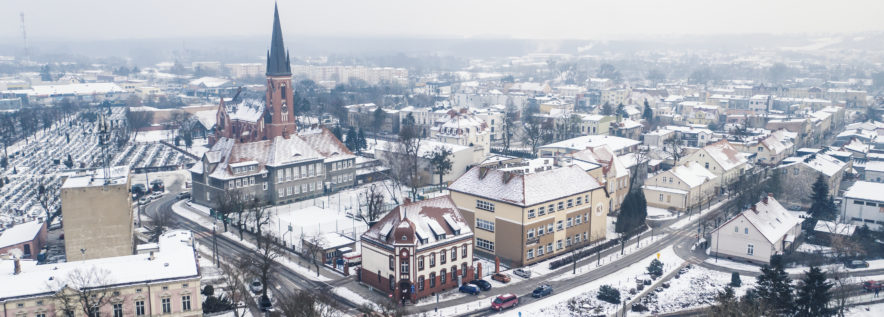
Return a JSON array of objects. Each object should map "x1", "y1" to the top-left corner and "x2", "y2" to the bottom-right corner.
[{"x1": 213, "y1": 3, "x2": 297, "y2": 144}]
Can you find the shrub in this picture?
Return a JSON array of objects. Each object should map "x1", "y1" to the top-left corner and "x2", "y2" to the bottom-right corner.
[
  {"x1": 730, "y1": 272, "x2": 741, "y2": 287},
  {"x1": 597, "y1": 285, "x2": 621, "y2": 304},
  {"x1": 202, "y1": 284, "x2": 214, "y2": 296},
  {"x1": 647, "y1": 259, "x2": 663, "y2": 277}
]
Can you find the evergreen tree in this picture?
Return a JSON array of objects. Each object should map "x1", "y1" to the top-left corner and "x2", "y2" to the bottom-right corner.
[
  {"x1": 616, "y1": 103, "x2": 627, "y2": 120},
  {"x1": 616, "y1": 188, "x2": 647, "y2": 233},
  {"x1": 344, "y1": 128, "x2": 359, "y2": 152},
  {"x1": 601, "y1": 102, "x2": 613, "y2": 116},
  {"x1": 754, "y1": 255, "x2": 795, "y2": 315},
  {"x1": 709, "y1": 286, "x2": 739, "y2": 316},
  {"x1": 730, "y1": 272, "x2": 742, "y2": 287},
  {"x1": 647, "y1": 259, "x2": 663, "y2": 277},
  {"x1": 809, "y1": 174, "x2": 836, "y2": 220},
  {"x1": 331, "y1": 126, "x2": 343, "y2": 141},
  {"x1": 795, "y1": 266, "x2": 835, "y2": 317},
  {"x1": 642, "y1": 99, "x2": 654, "y2": 122},
  {"x1": 356, "y1": 128, "x2": 367, "y2": 152},
  {"x1": 428, "y1": 146, "x2": 453, "y2": 191}
]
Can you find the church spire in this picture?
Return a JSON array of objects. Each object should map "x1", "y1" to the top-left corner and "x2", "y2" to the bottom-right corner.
[{"x1": 266, "y1": 2, "x2": 291, "y2": 76}]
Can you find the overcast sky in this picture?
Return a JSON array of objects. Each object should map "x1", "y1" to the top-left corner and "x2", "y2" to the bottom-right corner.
[{"x1": 2, "y1": 0, "x2": 884, "y2": 41}]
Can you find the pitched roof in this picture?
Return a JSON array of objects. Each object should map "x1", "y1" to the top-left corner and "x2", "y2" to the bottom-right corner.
[
  {"x1": 703, "y1": 139, "x2": 747, "y2": 171},
  {"x1": 716, "y1": 196, "x2": 802, "y2": 245},
  {"x1": 0, "y1": 221, "x2": 43, "y2": 249},
  {"x1": 362, "y1": 196, "x2": 472, "y2": 250},
  {"x1": 298, "y1": 127, "x2": 354, "y2": 162},
  {"x1": 265, "y1": 3, "x2": 291, "y2": 76},
  {"x1": 669, "y1": 161, "x2": 717, "y2": 188},
  {"x1": 448, "y1": 165, "x2": 602, "y2": 207},
  {"x1": 843, "y1": 181, "x2": 884, "y2": 202}
]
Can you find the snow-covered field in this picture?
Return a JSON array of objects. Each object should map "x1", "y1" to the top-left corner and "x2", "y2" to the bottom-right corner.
[
  {"x1": 637, "y1": 265, "x2": 755, "y2": 315},
  {"x1": 134, "y1": 129, "x2": 177, "y2": 143}
]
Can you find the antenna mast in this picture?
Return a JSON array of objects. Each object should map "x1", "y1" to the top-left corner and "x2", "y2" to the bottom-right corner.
[{"x1": 20, "y1": 12, "x2": 30, "y2": 64}]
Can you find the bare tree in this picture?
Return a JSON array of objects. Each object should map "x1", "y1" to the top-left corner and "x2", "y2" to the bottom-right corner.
[
  {"x1": 302, "y1": 234, "x2": 327, "y2": 277},
  {"x1": 397, "y1": 117, "x2": 422, "y2": 201},
  {"x1": 427, "y1": 145, "x2": 453, "y2": 192},
  {"x1": 250, "y1": 232, "x2": 282, "y2": 299},
  {"x1": 247, "y1": 198, "x2": 273, "y2": 250},
  {"x1": 523, "y1": 118, "x2": 552, "y2": 156},
  {"x1": 148, "y1": 206, "x2": 172, "y2": 242},
  {"x1": 36, "y1": 180, "x2": 57, "y2": 225},
  {"x1": 220, "y1": 256, "x2": 251, "y2": 317},
  {"x1": 125, "y1": 107, "x2": 154, "y2": 140},
  {"x1": 48, "y1": 267, "x2": 114, "y2": 317},
  {"x1": 663, "y1": 134, "x2": 685, "y2": 164},
  {"x1": 216, "y1": 189, "x2": 246, "y2": 233},
  {"x1": 359, "y1": 184, "x2": 386, "y2": 226},
  {"x1": 276, "y1": 289, "x2": 343, "y2": 317},
  {"x1": 828, "y1": 266, "x2": 856, "y2": 317}
]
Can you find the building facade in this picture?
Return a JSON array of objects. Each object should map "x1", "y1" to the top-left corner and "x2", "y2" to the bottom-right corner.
[
  {"x1": 841, "y1": 181, "x2": 884, "y2": 229},
  {"x1": 61, "y1": 167, "x2": 134, "y2": 260},
  {"x1": 709, "y1": 195, "x2": 802, "y2": 264}
]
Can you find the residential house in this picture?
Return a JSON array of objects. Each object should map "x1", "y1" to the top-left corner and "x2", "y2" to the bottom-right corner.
[
  {"x1": 679, "y1": 139, "x2": 749, "y2": 193},
  {"x1": 709, "y1": 195, "x2": 803, "y2": 264},
  {"x1": 776, "y1": 153, "x2": 848, "y2": 206},
  {"x1": 643, "y1": 162, "x2": 717, "y2": 212},
  {"x1": 0, "y1": 221, "x2": 47, "y2": 260},
  {"x1": 841, "y1": 181, "x2": 884, "y2": 229}
]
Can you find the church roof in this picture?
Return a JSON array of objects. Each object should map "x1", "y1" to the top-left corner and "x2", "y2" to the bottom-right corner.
[{"x1": 266, "y1": 3, "x2": 291, "y2": 77}]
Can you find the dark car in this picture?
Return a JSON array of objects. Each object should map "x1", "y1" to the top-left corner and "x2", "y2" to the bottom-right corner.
[
  {"x1": 459, "y1": 284, "x2": 480, "y2": 295},
  {"x1": 491, "y1": 294, "x2": 518, "y2": 311},
  {"x1": 491, "y1": 273, "x2": 511, "y2": 283},
  {"x1": 846, "y1": 260, "x2": 870, "y2": 269},
  {"x1": 176, "y1": 192, "x2": 191, "y2": 200},
  {"x1": 131, "y1": 184, "x2": 147, "y2": 198},
  {"x1": 532, "y1": 284, "x2": 553, "y2": 298},
  {"x1": 469, "y1": 279, "x2": 492, "y2": 291},
  {"x1": 150, "y1": 179, "x2": 165, "y2": 192}
]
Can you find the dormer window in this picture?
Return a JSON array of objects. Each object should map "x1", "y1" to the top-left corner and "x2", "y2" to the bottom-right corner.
[{"x1": 401, "y1": 235, "x2": 407, "y2": 241}]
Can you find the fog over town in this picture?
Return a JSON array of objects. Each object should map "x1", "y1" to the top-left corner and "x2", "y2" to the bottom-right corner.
[{"x1": 1, "y1": 1, "x2": 884, "y2": 316}]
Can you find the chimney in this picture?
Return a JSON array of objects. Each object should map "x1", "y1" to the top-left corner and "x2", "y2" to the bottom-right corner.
[
  {"x1": 762, "y1": 196, "x2": 768, "y2": 204},
  {"x1": 403, "y1": 198, "x2": 411, "y2": 204},
  {"x1": 13, "y1": 258, "x2": 21, "y2": 275},
  {"x1": 148, "y1": 251, "x2": 155, "y2": 261},
  {"x1": 768, "y1": 192, "x2": 774, "y2": 198},
  {"x1": 751, "y1": 204, "x2": 758, "y2": 213}
]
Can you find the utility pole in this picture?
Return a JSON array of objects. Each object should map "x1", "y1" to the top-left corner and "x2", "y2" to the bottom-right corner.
[{"x1": 20, "y1": 12, "x2": 30, "y2": 64}]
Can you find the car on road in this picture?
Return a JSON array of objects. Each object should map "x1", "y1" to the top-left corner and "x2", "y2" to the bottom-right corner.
[
  {"x1": 459, "y1": 284, "x2": 480, "y2": 295},
  {"x1": 513, "y1": 268, "x2": 532, "y2": 279},
  {"x1": 249, "y1": 279, "x2": 263, "y2": 293},
  {"x1": 176, "y1": 192, "x2": 191, "y2": 200},
  {"x1": 491, "y1": 294, "x2": 518, "y2": 311},
  {"x1": 469, "y1": 279, "x2": 492, "y2": 291},
  {"x1": 138, "y1": 197, "x2": 150, "y2": 205},
  {"x1": 491, "y1": 273, "x2": 511, "y2": 283},
  {"x1": 150, "y1": 179, "x2": 165, "y2": 192},
  {"x1": 845, "y1": 260, "x2": 869, "y2": 269},
  {"x1": 863, "y1": 280, "x2": 883, "y2": 292},
  {"x1": 532, "y1": 284, "x2": 553, "y2": 298},
  {"x1": 150, "y1": 192, "x2": 164, "y2": 200}
]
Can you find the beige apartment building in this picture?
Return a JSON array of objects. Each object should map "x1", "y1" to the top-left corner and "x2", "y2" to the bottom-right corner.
[
  {"x1": 679, "y1": 139, "x2": 749, "y2": 193},
  {"x1": 448, "y1": 164, "x2": 609, "y2": 267},
  {"x1": 643, "y1": 161, "x2": 717, "y2": 212},
  {"x1": 0, "y1": 230, "x2": 201, "y2": 317},
  {"x1": 61, "y1": 167, "x2": 134, "y2": 260}
]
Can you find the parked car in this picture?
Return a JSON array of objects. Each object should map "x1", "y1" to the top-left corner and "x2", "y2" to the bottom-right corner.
[
  {"x1": 655, "y1": 287, "x2": 664, "y2": 293},
  {"x1": 662, "y1": 282, "x2": 671, "y2": 288},
  {"x1": 459, "y1": 284, "x2": 480, "y2": 295},
  {"x1": 862, "y1": 280, "x2": 883, "y2": 292},
  {"x1": 846, "y1": 260, "x2": 870, "y2": 269},
  {"x1": 532, "y1": 284, "x2": 553, "y2": 298},
  {"x1": 150, "y1": 191, "x2": 163, "y2": 200},
  {"x1": 469, "y1": 279, "x2": 492, "y2": 291},
  {"x1": 514, "y1": 268, "x2": 532, "y2": 279},
  {"x1": 491, "y1": 273, "x2": 511, "y2": 283},
  {"x1": 150, "y1": 179, "x2": 165, "y2": 192},
  {"x1": 249, "y1": 279, "x2": 263, "y2": 293},
  {"x1": 138, "y1": 197, "x2": 150, "y2": 205},
  {"x1": 176, "y1": 192, "x2": 191, "y2": 200},
  {"x1": 490, "y1": 294, "x2": 518, "y2": 311}
]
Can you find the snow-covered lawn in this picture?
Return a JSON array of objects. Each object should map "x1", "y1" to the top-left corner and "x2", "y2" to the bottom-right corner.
[
  {"x1": 637, "y1": 265, "x2": 755, "y2": 315},
  {"x1": 849, "y1": 302, "x2": 884, "y2": 317},
  {"x1": 514, "y1": 246, "x2": 684, "y2": 316},
  {"x1": 703, "y1": 257, "x2": 761, "y2": 272},
  {"x1": 646, "y1": 207, "x2": 675, "y2": 220},
  {"x1": 794, "y1": 243, "x2": 833, "y2": 255}
]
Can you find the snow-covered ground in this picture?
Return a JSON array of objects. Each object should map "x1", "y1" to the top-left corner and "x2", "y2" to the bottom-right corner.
[
  {"x1": 670, "y1": 199, "x2": 728, "y2": 229},
  {"x1": 637, "y1": 265, "x2": 755, "y2": 315},
  {"x1": 849, "y1": 302, "x2": 884, "y2": 317},
  {"x1": 134, "y1": 129, "x2": 177, "y2": 143},
  {"x1": 703, "y1": 257, "x2": 762, "y2": 272},
  {"x1": 795, "y1": 243, "x2": 834, "y2": 255},
  {"x1": 646, "y1": 206, "x2": 675, "y2": 220}
]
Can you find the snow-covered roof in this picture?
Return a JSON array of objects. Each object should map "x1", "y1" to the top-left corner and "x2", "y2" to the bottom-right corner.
[
  {"x1": 25, "y1": 83, "x2": 125, "y2": 96},
  {"x1": 669, "y1": 161, "x2": 717, "y2": 188},
  {"x1": 362, "y1": 196, "x2": 472, "y2": 251},
  {"x1": 0, "y1": 221, "x2": 44, "y2": 249},
  {"x1": 194, "y1": 109, "x2": 218, "y2": 130},
  {"x1": 540, "y1": 135, "x2": 640, "y2": 154},
  {"x1": 188, "y1": 76, "x2": 230, "y2": 88},
  {"x1": 224, "y1": 99, "x2": 264, "y2": 123},
  {"x1": 643, "y1": 186, "x2": 688, "y2": 195},
  {"x1": 298, "y1": 127, "x2": 355, "y2": 162},
  {"x1": 813, "y1": 220, "x2": 856, "y2": 236},
  {"x1": 201, "y1": 136, "x2": 323, "y2": 180},
  {"x1": 0, "y1": 230, "x2": 198, "y2": 300},
  {"x1": 724, "y1": 196, "x2": 802, "y2": 245},
  {"x1": 61, "y1": 166, "x2": 130, "y2": 189},
  {"x1": 843, "y1": 181, "x2": 884, "y2": 202},
  {"x1": 702, "y1": 140, "x2": 747, "y2": 171},
  {"x1": 781, "y1": 153, "x2": 846, "y2": 177},
  {"x1": 449, "y1": 165, "x2": 602, "y2": 207}
]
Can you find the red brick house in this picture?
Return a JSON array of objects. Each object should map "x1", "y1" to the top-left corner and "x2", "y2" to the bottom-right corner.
[{"x1": 0, "y1": 221, "x2": 47, "y2": 260}]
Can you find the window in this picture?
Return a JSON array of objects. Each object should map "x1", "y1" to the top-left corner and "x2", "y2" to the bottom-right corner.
[
  {"x1": 236, "y1": 179, "x2": 242, "y2": 187},
  {"x1": 575, "y1": 216, "x2": 581, "y2": 225},
  {"x1": 429, "y1": 253, "x2": 436, "y2": 267},
  {"x1": 476, "y1": 238, "x2": 494, "y2": 251},
  {"x1": 206, "y1": 191, "x2": 211, "y2": 202},
  {"x1": 557, "y1": 220, "x2": 564, "y2": 231},
  {"x1": 418, "y1": 256, "x2": 424, "y2": 270},
  {"x1": 390, "y1": 275, "x2": 395, "y2": 290},
  {"x1": 440, "y1": 251, "x2": 447, "y2": 264},
  {"x1": 567, "y1": 218, "x2": 573, "y2": 227},
  {"x1": 557, "y1": 240, "x2": 563, "y2": 250},
  {"x1": 162, "y1": 298, "x2": 171, "y2": 314},
  {"x1": 538, "y1": 207, "x2": 545, "y2": 216},
  {"x1": 278, "y1": 188, "x2": 284, "y2": 198},
  {"x1": 537, "y1": 246, "x2": 544, "y2": 256},
  {"x1": 429, "y1": 273, "x2": 436, "y2": 288},
  {"x1": 389, "y1": 255, "x2": 394, "y2": 270},
  {"x1": 538, "y1": 226, "x2": 545, "y2": 235},
  {"x1": 567, "y1": 199, "x2": 573, "y2": 208},
  {"x1": 451, "y1": 248, "x2": 457, "y2": 261},
  {"x1": 527, "y1": 229, "x2": 535, "y2": 239},
  {"x1": 744, "y1": 228, "x2": 749, "y2": 235},
  {"x1": 476, "y1": 219, "x2": 495, "y2": 232},
  {"x1": 182, "y1": 296, "x2": 191, "y2": 311},
  {"x1": 659, "y1": 194, "x2": 664, "y2": 201},
  {"x1": 558, "y1": 202, "x2": 564, "y2": 210},
  {"x1": 263, "y1": 182, "x2": 268, "y2": 190},
  {"x1": 546, "y1": 243, "x2": 553, "y2": 253},
  {"x1": 136, "y1": 301, "x2": 145, "y2": 316},
  {"x1": 548, "y1": 204, "x2": 555, "y2": 213},
  {"x1": 401, "y1": 259, "x2": 409, "y2": 273},
  {"x1": 36, "y1": 314, "x2": 46, "y2": 317},
  {"x1": 528, "y1": 209, "x2": 535, "y2": 218},
  {"x1": 794, "y1": 168, "x2": 799, "y2": 175},
  {"x1": 419, "y1": 276, "x2": 425, "y2": 291},
  {"x1": 527, "y1": 249, "x2": 534, "y2": 259},
  {"x1": 576, "y1": 197, "x2": 583, "y2": 205},
  {"x1": 735, "y1": 226, "x2": 739, "y2": 232},
  {"x1": 451, "y1": 266, "x2": 458, "y2": 282},
  {"x1": 249, "y1": 177, "x2": 255, "y2": 185},
  {"x1": 440, "y1": 269, "x2": 447, "y2": 284},
  {"x1": 566, "y1": 237, "x2": 572, "y2": 247},
  {"x1": 547, "y1": 223, "x2": 554, "y2": 234},
  {"x1": 747, "y1": 244, "x2": 754, "y2": 256},
  {"x1": 705, "y1": 162, "x2": 710, "y2": 169},
  {"x1": 462, "y1": 263, "x2": 468, "y2": 278},
  {"x1": 113, "y1": 304, "x2": 123, "y2": 317},
  {"x1": 476, "y1": 200, "x2": 495, "y2": 212},
  {"x1": 462, "y1": 245, "x2": 467, "y2": 258}
]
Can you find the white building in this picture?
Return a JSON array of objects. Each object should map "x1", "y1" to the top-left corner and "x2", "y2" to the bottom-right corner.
[
  {"x1": 709, "y1": 195, "x2": 803, "y2": 264},
  {"x1": 841, "y1": 181, "x2": 884, "y2": 229},
  {"x1": 431, "y1": 110, "x2": 491, "y2": 159}
]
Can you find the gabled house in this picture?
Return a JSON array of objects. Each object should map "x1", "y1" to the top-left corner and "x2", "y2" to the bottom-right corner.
[
  {"x1": 777, "y1": 153, "x2": 848, "y2": 206},
  {"x1": 679, "y1": 139, "x2": 749, "y2": 193},
  {"x1": 642, "y1": 162, "x2": 717, "y2": 212},
  {"x1": 709, "y1": 195, "x2": 803, "y2": 264}
]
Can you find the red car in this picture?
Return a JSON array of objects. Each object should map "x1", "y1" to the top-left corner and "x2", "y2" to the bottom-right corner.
[
  {"x1": 491, "y1": 294, "x2": 519, "y2": 311},
  {"x1": 863, "y1": 280, "x2": 883, "y2": 292}
]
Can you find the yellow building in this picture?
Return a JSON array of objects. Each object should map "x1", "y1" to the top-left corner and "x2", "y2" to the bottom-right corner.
[
  {"x1": 448, "y1": 165, "x2": 608, "y2": 267},
  {"x1": 61, "y1": 167, "x2": 134, "y2": 260}
]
